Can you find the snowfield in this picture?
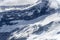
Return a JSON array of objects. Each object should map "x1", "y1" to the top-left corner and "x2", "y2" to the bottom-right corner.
[{"x1": 0, "y1": 0, "x2": 60, "y2": 40}]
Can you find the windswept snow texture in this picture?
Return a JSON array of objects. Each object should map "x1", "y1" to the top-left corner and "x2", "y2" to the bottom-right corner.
[{"x1": 0, "y1": 0, "x2": 60, "y2": 40}]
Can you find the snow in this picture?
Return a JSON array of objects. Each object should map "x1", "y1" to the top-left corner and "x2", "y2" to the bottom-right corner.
[
  {"x1": 0, "y1": 0, "x2": 60, "y2": 40},
  {"x1": 8, "y1": 12, "x2": 60, "y2": 40},
  {"x1": 0, "y1": 14, "x2": 47, "y2": 32},
  {"x1": 0, "y1": 0, "x2": 38, "y2": 6},
  {"x1": 0, "y1": 0, "x2": 42, "y2": 12},
  {"x1": 49, "y1": 0, "x2": 60, "y2": 9}
]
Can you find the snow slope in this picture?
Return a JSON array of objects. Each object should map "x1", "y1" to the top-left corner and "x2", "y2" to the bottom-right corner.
[
  {"x1": 8, "y1": 12, "x2": 60, "y2": 40},
  {"x1": 0, "y1": 0, "x2": 60, "y2": 40},
  {"x1": 0, "y1": 0, "x2": 42, "y2": 12}
]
